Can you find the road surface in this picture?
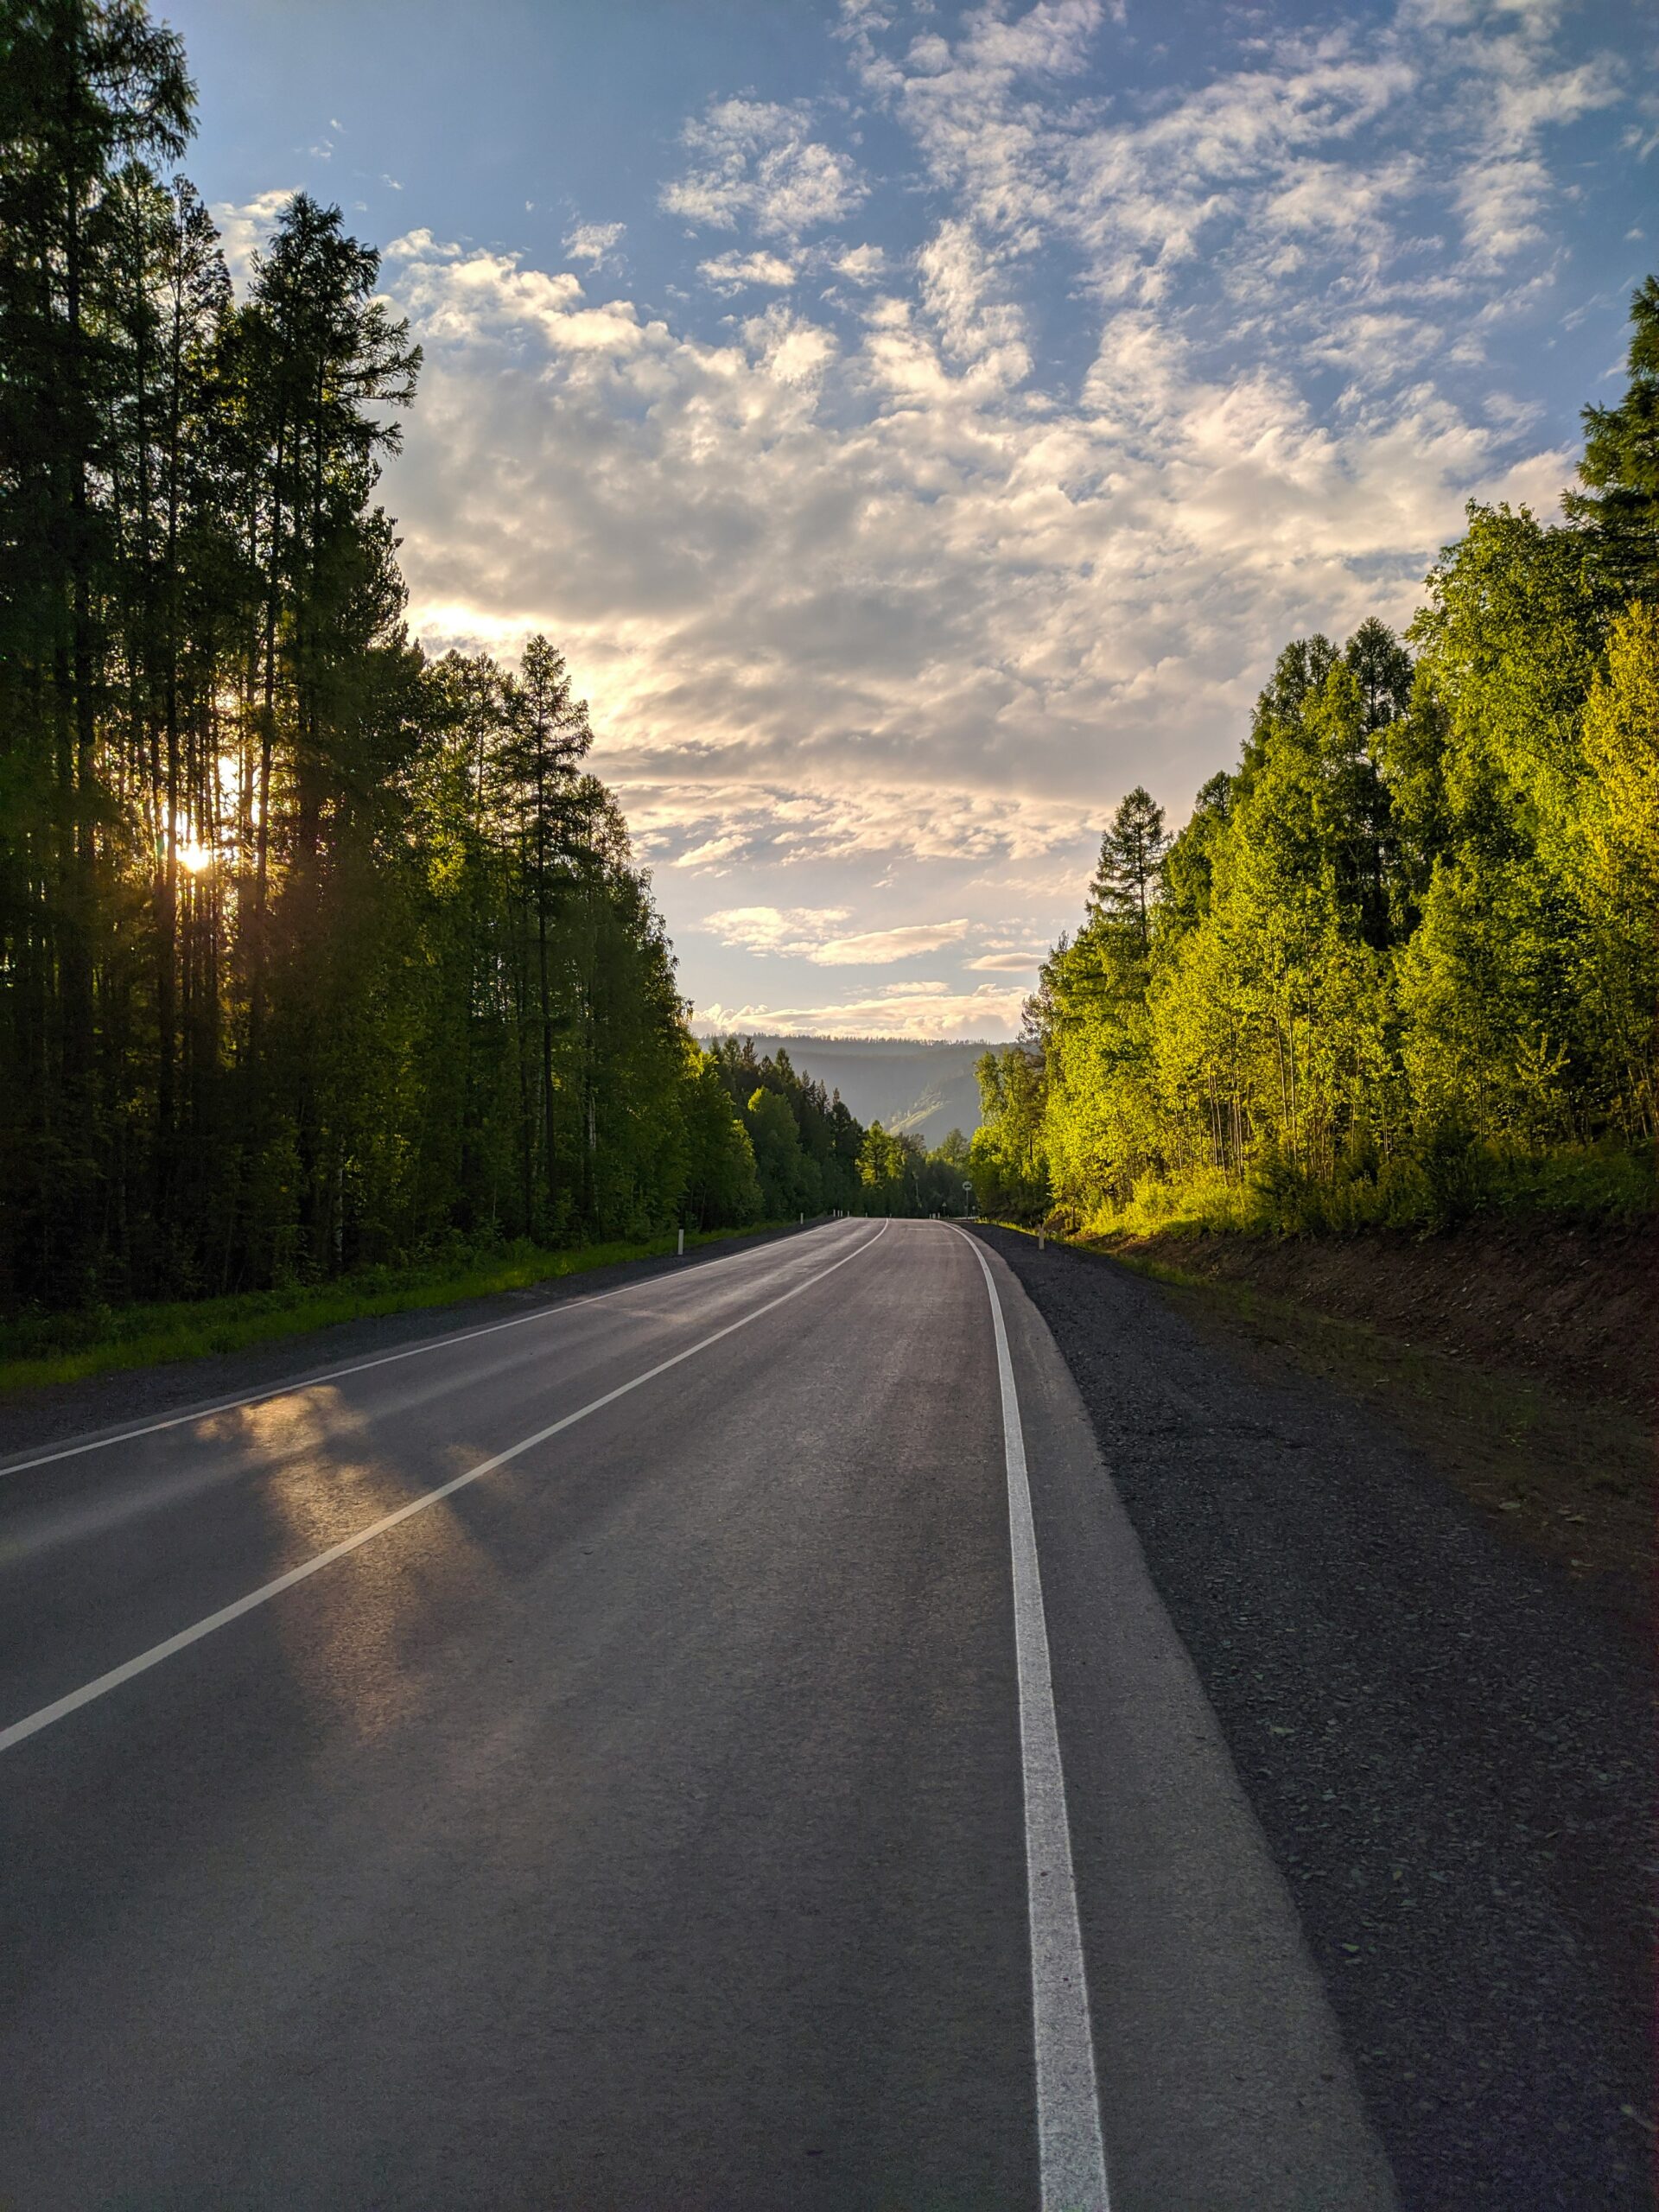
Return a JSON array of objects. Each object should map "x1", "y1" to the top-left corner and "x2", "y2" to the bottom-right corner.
[{"x1": 0, "y1": 1219, "x2": 1393, "y2": 2209}]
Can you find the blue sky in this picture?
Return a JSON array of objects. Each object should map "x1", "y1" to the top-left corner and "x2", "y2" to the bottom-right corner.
[{"x1": 163, "y1": 0, "x2": 1653, "y2": 1037}]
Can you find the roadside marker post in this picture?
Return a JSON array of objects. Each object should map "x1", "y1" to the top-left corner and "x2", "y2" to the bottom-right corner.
[{"x1": 677, "y1": 1228, "x2": 684, "y2": 1256}]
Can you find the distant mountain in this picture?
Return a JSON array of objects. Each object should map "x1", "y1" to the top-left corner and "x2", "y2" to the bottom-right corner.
[{"x1": 709, "y1": 1033, "x2": 991, "y2": 1146}]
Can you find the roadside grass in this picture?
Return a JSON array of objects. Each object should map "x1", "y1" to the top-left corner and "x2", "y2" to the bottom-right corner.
[
  {"x1": 0, "y1": 1222, "x2": 804, "y2": 1397},
  {"x1": 1048, "y1": 1139, "x2": 1654, "y2": 1243},
  {"x1": 992, "y1": 1219, "x2": 1649, "y2": 1627}
]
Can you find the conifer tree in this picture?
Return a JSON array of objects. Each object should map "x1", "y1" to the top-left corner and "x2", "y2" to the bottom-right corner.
[
  {"x1": 1087, "y1": 785, "x2": 1168, "y2": 947},
  {"x1": 1566, "y1": 276, "x2": 1659, "y2": 592}
]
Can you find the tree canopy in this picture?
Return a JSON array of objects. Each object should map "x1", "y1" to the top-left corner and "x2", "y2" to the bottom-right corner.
[{"x1": 971, "y1": 280, "x2": 1658, "y2": 1235}]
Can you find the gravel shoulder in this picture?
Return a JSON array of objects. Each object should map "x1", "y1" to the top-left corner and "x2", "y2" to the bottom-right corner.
[{"x1": 975, "y1": 1224, "x2": 1655, "y2": 2212}]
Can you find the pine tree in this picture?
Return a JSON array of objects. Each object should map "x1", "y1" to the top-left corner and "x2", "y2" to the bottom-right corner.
[
  {"x1": 1565, "y1": 276, "x2": 1659, "y2": 592},
  {"x1": 1087, "y1": 785, "x2": 1168, "y2": 947}
]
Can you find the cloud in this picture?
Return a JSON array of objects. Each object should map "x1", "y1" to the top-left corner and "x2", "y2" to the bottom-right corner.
[
  {"x1": 966, "y1": 949, "x2": 1048, "y2": 974},
  {"x1": 212, "y1": 188, "x2": 296, "y2": 290},
  {"x1": 699, "y1": 248, "x2": 798, "y2": 293},
  {"x1": 696, "y1": 980, "x2": 1027, "y2": 1040},
  {"x1": 702, "y1": 908, "x2": 971, "y2": 964},
  {"x1": 662, "y1": 98, "x2": 868, "y2": 238},
  {"x1": 360, "y1": 0, "x2": 1635, "y2": 1036},
  {"x1": 699, "y1": 906, "x2": 852, "y2": 954},
  {"x1": 384, "y1": 233, "x2": 653, "y2": 355},
  {"x1": 384, "y1": 209, "x2": 1573, "y2": 897},
  {"x1": 563, "y1": 220, "x2": 626, "y2": 268},
  {"x1": 916, "y1": 217, "x2": 1029, "y2": 385},
  {"x1": 833, "y1": 243, "x2": 887, "y2": 282}
]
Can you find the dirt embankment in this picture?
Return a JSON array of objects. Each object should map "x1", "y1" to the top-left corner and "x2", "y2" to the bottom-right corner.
[{"x1": 1103, "y1": 1215, "x2": 1655, "y2": 1415}]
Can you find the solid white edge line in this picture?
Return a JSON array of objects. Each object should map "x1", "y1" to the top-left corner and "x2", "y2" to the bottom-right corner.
[
  {"x1": 950, "y1": 1224, "x2": 1111, "y2": 2212},
  {"x1": 0, "y1": 1222, "x2": 890, "y2": 1757},
  {"x1": 0, "y1": 1217, "x2": 860, "y2": 1481}
]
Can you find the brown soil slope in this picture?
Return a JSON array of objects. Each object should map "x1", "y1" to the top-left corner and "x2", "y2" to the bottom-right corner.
[{"x1": 1104, "y1": 1216, "x2": 1655, "y2": 1414}]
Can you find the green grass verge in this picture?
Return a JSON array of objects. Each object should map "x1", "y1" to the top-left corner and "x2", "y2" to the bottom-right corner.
[
  {"x1": 1035, "y1": 1140, "x2": 1655, "y2": 1243},
  {"x1": 0, "y1": 1222, "x2": 806, "y2": 1397}
]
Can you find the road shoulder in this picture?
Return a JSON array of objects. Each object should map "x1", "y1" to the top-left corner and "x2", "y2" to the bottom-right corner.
[
  {"x1": 975, "y1": 1223, "x2": 1655, "y2": 2210},
  {"x1": 973, "y1": 1231, "x2": 1397, "y2": 2211}
]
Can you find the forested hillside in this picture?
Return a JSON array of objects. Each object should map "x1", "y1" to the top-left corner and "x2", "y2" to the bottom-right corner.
[
  {"x1": 705, "y1": 1034, "x2": 985, "y2": 1145},
  {"x1": 701, "y1": 1036, "x2": 972, "y2": 1220},
  {"x1": 973, "y1": 284, "x2": 1658, "y2": 1235}
]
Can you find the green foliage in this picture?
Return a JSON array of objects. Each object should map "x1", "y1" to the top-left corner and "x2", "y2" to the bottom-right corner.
[
  {"x1": 969, "y1": 1046, "x2": 1049, "y2": 1221},
  {"x1": 0, "y1": 0, "x2": 777, "y2": 1315},
  {"x1": 974, "y1": 285, "x2": 1657, "y2": 1238},
  {"x1": 1087, "y1": 784, "x2": 1168, "y2": 947},
  {"x1": 1565, "y1": 275, "x2": 1659, "y2": 594}
]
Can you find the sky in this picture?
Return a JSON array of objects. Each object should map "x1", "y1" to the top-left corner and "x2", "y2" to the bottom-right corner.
[{"x1": 161, "y1": 0, "x2": 1653, "y2": 1039}]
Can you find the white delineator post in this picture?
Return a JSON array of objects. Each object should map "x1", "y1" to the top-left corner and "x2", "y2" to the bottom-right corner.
[{"x1": 677, "y1": 1228, "x2": 684, "y2": 1256}]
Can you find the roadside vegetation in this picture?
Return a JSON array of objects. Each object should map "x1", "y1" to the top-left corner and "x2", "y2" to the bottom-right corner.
[
  {"x1": 970, "y1": 284, "x2": 1657, "y2": 1241},
  {"x1": 0, "y1": 1219, "x2": 813, "y2": 1395}
]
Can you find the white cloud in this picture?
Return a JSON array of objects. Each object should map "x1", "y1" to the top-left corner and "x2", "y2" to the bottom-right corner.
[
  {"x1": 384, "y1": 212, "x2": 1572, "y2": 899},
  {"x1": 916, "y1": 218, "x2": 1029, "y2": 385},
  {"x1": 697, "y1": 981, "x2": 1027, "y2": 1039},
  {"x1": 833, "y1": 243, "x2": 887, "y2": 282},
  {"x1": 211, "y1": 188, "x2": 296, "y2": 291},
  {"x1": 700, "y1": 249, "x2": 798, "y2": 293},
  {"x1": 662, "y1": 98, "x2": 868, "y2": 238},
  {"x1": 700, "y1": 906, "x2": 852, "y2": 954},
  {"x1": 702, "y1": 909, "x2": 972, "y2": 964},
  {"x1": 563, "y1": 220, "x2": 626, "y2": 267},
  {"x1": 966, "y1": 949, "x2": 1049, "y2": 974}
]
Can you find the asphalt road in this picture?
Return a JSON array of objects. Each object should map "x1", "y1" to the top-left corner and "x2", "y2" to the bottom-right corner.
[{"x1": 0, "y1": 1220, "x2": 1394, "y2": 2209}]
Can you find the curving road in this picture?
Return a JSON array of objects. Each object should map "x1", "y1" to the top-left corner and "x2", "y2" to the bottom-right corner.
[{"x1": 0, "y1": 1219, "x2": 1393, "y2": 2209}]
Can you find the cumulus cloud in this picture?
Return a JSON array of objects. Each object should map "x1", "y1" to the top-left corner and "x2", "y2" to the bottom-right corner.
[
  {"x1": 967, "y1": 949, "x2": 1051, "y2": 974},
  {"x1": 384, "y1": 212, "x2": 1571, "y2": 892},
  {"x1": 662, "y1": 98, "x2": 868, "y2": 238},
  {"x1": 833, "y1": 243, "x2": 888, "y2": 282},
  {"x1": 700, "y1": 906, "x2": 851, "y2": 954}
]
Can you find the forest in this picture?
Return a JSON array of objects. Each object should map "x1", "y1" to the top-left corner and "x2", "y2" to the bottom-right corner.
[
  {"x1": 0, "y1": 0, "x2": 981, "y2": 1323},
  {"x1": 972, "y1": 283, "x2": 1658, "y2": 1236}
]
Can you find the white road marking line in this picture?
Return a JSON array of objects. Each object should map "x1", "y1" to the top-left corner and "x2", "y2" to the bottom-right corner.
[
  {"x1": 951, "y1": 1224, "x2": 1111, "y2": 2212},
  {"x1": 0, "y1": 1219, "x2": 856, "y2": 1480},
  {"x1": 0, "y1": 1223, "x2": 890, "y2": 1757}
]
